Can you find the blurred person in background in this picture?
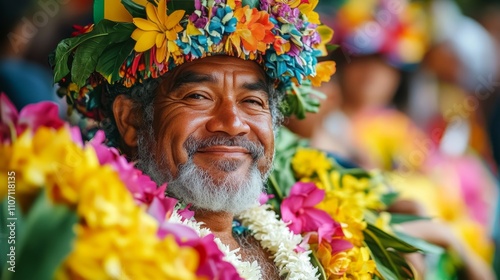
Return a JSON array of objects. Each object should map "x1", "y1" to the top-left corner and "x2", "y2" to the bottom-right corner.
[
  {"x1": 286, "y1": 0, "x2": 497, "y2": 278},
  {"x1": 0, "y1": 0, "x2": 56, "y2": 109},
  {"x1": 477, "y1": 3, "x2": 500, "y2": 277},
  {"x1": 0, "y1": 0, "x2": 91, "y2": 111},
  {"x1": 407, "y1": 1, "x2": 499, "y2": 273}
]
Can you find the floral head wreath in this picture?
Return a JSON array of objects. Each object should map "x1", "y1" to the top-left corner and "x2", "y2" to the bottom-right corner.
[
  {"x1": 51, "y1": 0, "x2": 336, "y2": 120},
  {"x1": 328, "y1": 0, "x2": 429, "y2": 69}
]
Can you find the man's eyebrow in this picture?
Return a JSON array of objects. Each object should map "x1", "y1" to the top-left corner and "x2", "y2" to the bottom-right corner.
[
  {"x1": 171, "y1": 71, "x2": 216, "y2": 90},
  {"x1": 242, "y1": 80, "x2": 269, "y2": 94}
]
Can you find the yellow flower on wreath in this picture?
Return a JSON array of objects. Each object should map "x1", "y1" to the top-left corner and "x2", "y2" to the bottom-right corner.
[
  {"x1": 131, "y1": 0, "x2": 185, "y2": 63},
  {"x1": 275, "y1": 0, "x2": 301, "y2": 8},
  {"x1": 297, "y1": 0, "x2": 320, "y2": 24},
  {"x1": 309, "y1": 61, "x2": 336, "y2": 87}
]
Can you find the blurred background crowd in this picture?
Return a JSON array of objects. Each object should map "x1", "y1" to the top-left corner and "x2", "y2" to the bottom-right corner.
[{"x1": 1, "y1": 0, "x2": 499, "y2": 278}]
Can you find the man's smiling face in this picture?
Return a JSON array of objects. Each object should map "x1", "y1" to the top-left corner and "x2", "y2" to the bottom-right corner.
[{"x1": 150, "y1": 55, "x2": 275, "y2": 189}]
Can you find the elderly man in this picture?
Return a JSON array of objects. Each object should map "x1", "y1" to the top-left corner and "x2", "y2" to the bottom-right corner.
[
  {"x1": 112, "y1": 56, "x2": 280, "y2": 266},
  {"x1": 112, "y1": 54, "x2": 284, "y2": 277},
  {"x1": 51, "y1": 0, "x2": 335, "y2": 278}
]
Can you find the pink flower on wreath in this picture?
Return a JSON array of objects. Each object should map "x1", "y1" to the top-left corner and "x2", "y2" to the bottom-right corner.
[
  {"x1": 184, "y1": 234, "x2": 243, "y2": 280},
  {"x1": 0, "y1": 93, "x2": 64, "y2": 143},
  {"x1": 281, "y1": 182, "x2": 346, "y2": 246},
  {"x1": 259, "y1": 192, "x2": 275, "y2": 205}
]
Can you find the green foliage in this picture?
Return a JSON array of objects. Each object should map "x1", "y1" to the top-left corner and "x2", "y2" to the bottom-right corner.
[
  {"x1": 1, "y1": 192, "x2": 77, "y2": 280},
  {"x1": 379, "y1": 192, "x2": 400, "y2": 207},
  {"x1": 389, "y1": 213, "x2": 431, "y2": 224},
  {"x1": 53, "y1": 20, "x2": 135, "y2": 87},
  {"x1": 96, "y1": 40, "x2": 136, "y2": 84},
  {"x1": 283, "y1": 83, "x2": 325, "y2": 119},
  {"x1": 266, "y1": 128, "x2": 308, "y2": 210},
  {"x1": 242, "y1": 0, "x2": 259, "y2": 8},
  {"x1": 309, "y1": 251, "x2": 327, "y2": 280},
  {"x1": 122, "y1": 0, "x2": 147, "y2": 18},
  {"x1": 325, "y1": 44, "x2": 339, "y2": 52},
  {"x1": 166, "y1": 0, "x2": 196, "y2": 15},
  {"x1": 394, "y1": 231, "x2": 444, "y2": 255},
  {"x1": 364, "y1": 223, "x2": 419, "y2": 280}
]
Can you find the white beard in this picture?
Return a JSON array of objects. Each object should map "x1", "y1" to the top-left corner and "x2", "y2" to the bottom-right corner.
[
  {"x1": 166, "y1": 158, "x2": 264, "y2": 214},
  {"x1": 136, "y1": 127, "x2": 268, "y2": 214}
]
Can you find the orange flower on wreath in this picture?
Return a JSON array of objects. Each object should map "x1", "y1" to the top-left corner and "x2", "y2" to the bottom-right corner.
[{"x1": 226, "y1": 6, "x2": 275, "y2": 56}]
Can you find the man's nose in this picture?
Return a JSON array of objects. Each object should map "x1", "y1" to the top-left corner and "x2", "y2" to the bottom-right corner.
[{"x1": 206, "y1": 101, "x2": 250, "y2": 136}]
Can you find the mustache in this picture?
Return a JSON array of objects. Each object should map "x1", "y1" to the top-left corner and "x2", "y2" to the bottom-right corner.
[{"x1": 184, "y1": 135, "x2": 264, "y2": 160}]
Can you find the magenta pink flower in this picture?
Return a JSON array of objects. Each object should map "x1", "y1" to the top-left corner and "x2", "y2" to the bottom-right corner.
[
  {"x1": 281, "y1": 182, "x2": 341, "y2": 245},
  {"x1": 177, "y1": 203, "x2": 195, "y2": 220},
  {"x1": 259, "y1": 193, "x2": 274, "y2": 205},
  {"x1": 0, "y1": 93, "x2": 64, "y2": 142},
  {"x1": 183, "y1": 234, "x2": 243, "y2": 280}
]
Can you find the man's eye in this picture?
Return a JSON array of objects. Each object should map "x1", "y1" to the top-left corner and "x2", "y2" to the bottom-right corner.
[
  {"x1": 186, "y1": 93, "x2": 205, "y2": 100},
  {"x1": 244, "y1": 99, "x2": 264, "y2": 107}
]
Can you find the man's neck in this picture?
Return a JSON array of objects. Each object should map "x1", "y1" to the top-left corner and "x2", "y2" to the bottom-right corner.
[{"x1": 194, "y1": 209, "x2": 239, "y2": 250}]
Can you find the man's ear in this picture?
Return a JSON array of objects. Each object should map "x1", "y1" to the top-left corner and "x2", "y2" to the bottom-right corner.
[{"x1": 113, "y1": 95, "x2": 140, "y2": 147}]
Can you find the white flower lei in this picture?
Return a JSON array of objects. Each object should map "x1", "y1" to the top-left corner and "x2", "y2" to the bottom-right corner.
[{"x1": 170, "y1": 204, "x2": 319, "y2": 280}]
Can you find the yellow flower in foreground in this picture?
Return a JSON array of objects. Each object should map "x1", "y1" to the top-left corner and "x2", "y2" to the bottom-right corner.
[
  {"x1": 131, "y1": 0, "x2": 185, "y2": 63},
  {"x1": 316, "y1": 242, "x2": 351, "y2": 277},
  {"x1": 0, "y1": 128, "x2": 100, "y2": 204},
  {"x1": 61, "y1": 214, "x2": 199, "y2": 280},
  {"x1": 316, "y1": 243, "x2": 375, "y2": 279},
  {"x1": 343, "y1": 247, "x2": 376, "y2": 279},
  {"x1": 292, "y1": 148, "x2": 333, "y2": 178},
  {"x1": 75, "y1": 165, "x2": 138, "y2": 228}
]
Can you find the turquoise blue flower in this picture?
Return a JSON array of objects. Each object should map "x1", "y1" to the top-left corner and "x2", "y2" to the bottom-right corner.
[
  {"x1": 206, "y1": 6, "x2": 237, "y2": 45},
  {"x1": 176, "y1": 35, "x2": 208, "y2": 58}
]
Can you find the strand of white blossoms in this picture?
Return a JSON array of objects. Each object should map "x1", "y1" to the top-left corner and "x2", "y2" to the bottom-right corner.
[
  {"x1": 237, "y1": 204, "x2": 319, "y2": 280},
  {"x1": 170, "y1": 204, "x2": 319, "y2": 280}
]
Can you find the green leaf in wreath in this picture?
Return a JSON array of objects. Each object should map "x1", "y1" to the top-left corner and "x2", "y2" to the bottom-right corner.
[
  {"x1": 326, "y1": 44, "x2": 339, "y2": 52},
  {"x1": 54, "y1": 20, "x2": 134, "y2": 84},
  {"x1": 71, "y1": 34, "x2": 110, "y2": 86},
  {"x1": 71, "y1": 20, "x2": 135, "y2": 87},
  {"x1": 166, "y1": 0, "x2": 196, "y2": 15},
  {"x1": 53, "y1": 36, "x2": 89, "y2": 83},
  {"x1": 366, "y1": 223, "x2": 419, "y2": 253},
  {"x1": 284, "y1": 83, "x2": 324, "y2": 119},
  {"x1": 122, "y1": 0, "x2": 147, "y2": 18},
  {"x1": 96, "y1": 40, "x2": 135, "y2": 84},
  {"x1": 364, "y1": 223, "x2": 419, "y2": 280},
  {"x1": 242, "y1": 0, "x2": 259, "y2": 8},
  {"x1": 394, "y1": 230, "x2": 444, "y2": 255}
]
